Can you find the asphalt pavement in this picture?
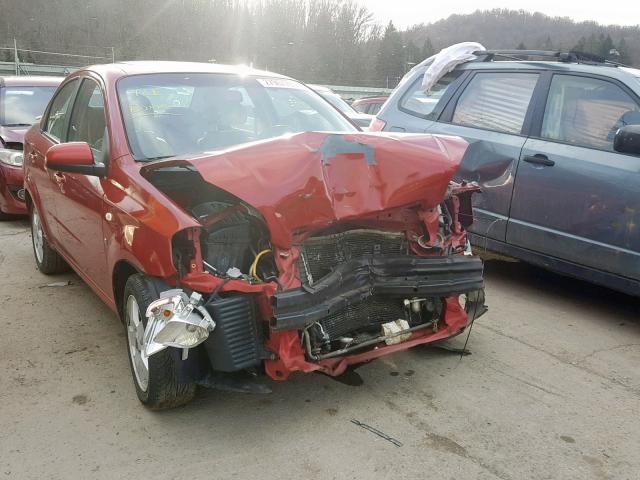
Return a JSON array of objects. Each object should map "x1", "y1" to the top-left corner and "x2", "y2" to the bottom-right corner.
[{"x1": 1, "y1": 218, "x2": 638, "y2": 479}]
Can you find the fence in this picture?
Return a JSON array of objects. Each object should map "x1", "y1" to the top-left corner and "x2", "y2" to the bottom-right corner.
[
  {"x1": 0, "y1": 40, "x2": 393, "y2": 99},
  {"x1": 0, "y1": 39, "x2": 113, "y2": 76}
]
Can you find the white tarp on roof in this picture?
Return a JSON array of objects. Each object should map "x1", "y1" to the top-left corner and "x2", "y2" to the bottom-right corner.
[{"x1": 412, "y1": 42, "x2": 486, "y2": 92}]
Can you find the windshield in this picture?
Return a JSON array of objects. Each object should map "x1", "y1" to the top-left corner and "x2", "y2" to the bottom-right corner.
[
  {"x1": 117, "y1": 73, "x2": 357, "y2": 161},
  {"x1": 1, "y1": 86, "x2": 57, "y2": 126}
]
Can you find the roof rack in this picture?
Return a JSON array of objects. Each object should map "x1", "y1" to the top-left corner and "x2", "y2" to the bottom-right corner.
[{"x1": 473, "y1": 50, "x2": 628, "y2": 67}]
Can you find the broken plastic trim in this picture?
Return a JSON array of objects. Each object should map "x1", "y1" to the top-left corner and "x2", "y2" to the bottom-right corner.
[
  {"x1": 302, "y1": 320, "x2": 438, "y2": 360},
  {"x1": 143, "y1": 290, "x2": 216, "y2": 357},
  {"x1": 272, "y1": 255, "x2": 484, "y2": 331}
]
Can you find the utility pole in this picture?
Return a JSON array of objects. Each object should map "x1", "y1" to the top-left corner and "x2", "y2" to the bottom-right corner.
[
  {"x1": 111, "y1": 46, "x2": 115, "y2": 63},
  {"x1": 13, "y1": 38, "x2": 19, "y2": 75}
]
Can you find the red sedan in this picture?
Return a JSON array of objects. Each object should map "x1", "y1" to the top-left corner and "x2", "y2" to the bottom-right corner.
[
  {"x1": 24, "y1": 62, "x2": 486, "y2": 409},
  {"x1": 0, "y1": 76, "x2": 61, "y2": 219}
]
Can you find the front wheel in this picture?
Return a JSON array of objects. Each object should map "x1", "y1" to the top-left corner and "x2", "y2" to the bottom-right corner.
[
  {"x1": 123, "y1": 274, "x2": 196, "y2": 410},
  {"x1": 30, "y1": 204, "x2": 68, "y2": 274}
]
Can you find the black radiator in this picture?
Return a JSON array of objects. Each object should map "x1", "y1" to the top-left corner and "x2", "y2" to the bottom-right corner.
[
  {"x1": 203, "y1": 295, "x2": 264, "y2": 372},
  {"x1": 319, "y1": 297, "x2": 406, "y2": 339},
  {"x1": 298, "y1": 229, "x2": 407, "y2": 284}
]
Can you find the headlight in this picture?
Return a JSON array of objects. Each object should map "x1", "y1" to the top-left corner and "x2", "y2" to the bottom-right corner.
[
  {"x1": 153, "y1": 316, "x2": 212, "y2": 349},
  {"x1": 143, "y1": 290, "x2": 215, "y2": 357},
  {"x1": 0, "y1": 149, "x2": 24, "y2": 167}
]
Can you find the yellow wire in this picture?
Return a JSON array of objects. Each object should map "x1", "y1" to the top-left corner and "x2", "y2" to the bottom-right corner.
[{"x1": 250, "y1": 249, "x2": 272, "y2": 280}]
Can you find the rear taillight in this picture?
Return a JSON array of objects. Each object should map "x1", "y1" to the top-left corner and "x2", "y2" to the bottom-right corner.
[{"x1": 368, "y1": 118, "x2": 386, "y2": 132}]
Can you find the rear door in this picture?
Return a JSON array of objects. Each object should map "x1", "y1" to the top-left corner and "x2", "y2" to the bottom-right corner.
[
  {"x1": 508, "y1": 73, "x2": 640, "y2": 280},
  {"x1": 426, "y1": 70, "x2": 542, "y2": 241},
  {"x1": 50, "y1": 77, "x2": 111, "y2": 293}
]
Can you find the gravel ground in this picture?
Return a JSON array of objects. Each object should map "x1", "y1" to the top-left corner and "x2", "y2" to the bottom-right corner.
[{"x1": 1, "y1": 218, "x2": 638, "y2": 480}]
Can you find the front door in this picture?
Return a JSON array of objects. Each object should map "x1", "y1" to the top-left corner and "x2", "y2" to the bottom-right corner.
[
  {"x1": 27, "y1": 79, "x2": 80, "y2": 242},
  {"x1": 508, "y1": 73, "x2": 640, "y2": 281},
  {"x1": 50, "y1": 77, "x2": 111, "y2": 294}
]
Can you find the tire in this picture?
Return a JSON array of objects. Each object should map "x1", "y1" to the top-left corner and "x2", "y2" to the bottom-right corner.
[
  {"x1": 123, "y1": 273, "x2": 197, "y2": 410},
  {"x1": 30, "y1": 204, "x2": 69, "y2": 274}
]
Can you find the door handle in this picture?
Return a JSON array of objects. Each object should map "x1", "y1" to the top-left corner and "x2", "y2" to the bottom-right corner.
[
  {"x1": 523, "y1": 154, "x2": 555, "y2": 167},
  {"x1": 53, "y1": 172, "x2": 66, "y2": 184}
]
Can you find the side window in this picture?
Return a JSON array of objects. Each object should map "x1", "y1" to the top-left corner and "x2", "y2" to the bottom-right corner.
[
  {"x1": 541, "y1": 75, "x2": 640, "y2": 151},
  {"x1": 44, "y1": 80, "x2": 79, "y2": 142},
  {"x1": 400, "y1": 70, "x2": 463, "y2": 119},
  {"x1": 68, "y1": 79, "x2": 107, "y2": 161},
  {"x1": 452, "y1": 72, "x2": 539, "y2": 134}
]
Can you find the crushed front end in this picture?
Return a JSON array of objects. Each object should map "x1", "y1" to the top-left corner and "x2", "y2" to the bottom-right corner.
[
  {"x1": 264, "y1": 183, "x2": 486, "y2": 378},
  {"x1": 141, "y1": 132, "x2": 487, "y2": 382}
]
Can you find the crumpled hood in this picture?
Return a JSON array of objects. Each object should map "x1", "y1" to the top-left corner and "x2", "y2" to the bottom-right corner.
[
  {"x1": 0, "y1": 125, "x2": 29, "y2": 145},
  {"x1": 145, "y1": 132, "x2": 468, "y2": 247}
]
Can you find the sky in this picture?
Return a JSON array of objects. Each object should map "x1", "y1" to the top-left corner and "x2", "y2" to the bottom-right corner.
[{"x1": 362, "y1": 1, "x2": 638, "y2": 28}]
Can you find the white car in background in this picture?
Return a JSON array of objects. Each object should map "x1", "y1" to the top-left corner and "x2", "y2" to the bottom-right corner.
[{"x1": 309, "y1": 84, "x2": 374, "y2": 129}]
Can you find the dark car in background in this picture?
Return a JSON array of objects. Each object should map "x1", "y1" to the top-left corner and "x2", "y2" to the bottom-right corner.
[
  {"x1": 352, "y1": 96, "x2": 388, "y2": 115},
  {"x1": 0, "y1": 76, "x2": 62, "y2": 219},
  {"x1": 309, "y1": 84, "x2": 374, "y2": 129},
  {"x1": 372, "y1": 51, "x2": 640, "y2": 296}
]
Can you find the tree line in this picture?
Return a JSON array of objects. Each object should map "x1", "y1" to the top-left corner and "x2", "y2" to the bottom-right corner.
[{"x1": 0, "y1": 2, "x2": 638, "y2": 88}]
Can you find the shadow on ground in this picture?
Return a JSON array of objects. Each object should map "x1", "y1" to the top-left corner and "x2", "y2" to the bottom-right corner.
[{"x1": 484, "y1": 259, "x2": 639, "y2": 320}]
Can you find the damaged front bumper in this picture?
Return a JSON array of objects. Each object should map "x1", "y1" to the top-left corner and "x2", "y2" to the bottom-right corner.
[
  {"x1": 0, "y1": 163, "x2": 27, "y2": 215},
  {"x1": 141, "y1": 255, "x2": 486, "y2": 382},
  {"x1": 272, "y1": 255, "x2": 484, "y2": 330}
]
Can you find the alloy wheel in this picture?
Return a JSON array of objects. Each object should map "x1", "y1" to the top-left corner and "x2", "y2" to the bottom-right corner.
[
  {"x1": 31, "y1": 208, "x2": 44, "y2": 264},
  {"x1": 126, "y1": 295, "x2": 149, "y2": 391}
]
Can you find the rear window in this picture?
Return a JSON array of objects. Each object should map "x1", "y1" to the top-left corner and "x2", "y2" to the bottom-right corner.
[
  {"x1": 400, "y1": 71, "x2": 463, "y2": 119},
  {"x1": 352, "y1": 103, "x2": 367, "y2": 114},
  {"x1": 368, "y1": 103, "x2": 382, "y2": 115},
  {"x1": 452, "y1": 72, "x2": 539, "y2": 134}
]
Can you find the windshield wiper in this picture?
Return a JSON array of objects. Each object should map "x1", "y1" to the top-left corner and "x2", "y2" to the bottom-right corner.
[{"x1": 1, "y1": 123, "x2": 32, "y2": 127}]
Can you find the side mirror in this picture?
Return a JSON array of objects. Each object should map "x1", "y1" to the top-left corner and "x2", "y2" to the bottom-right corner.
[
  {"x1": 46, "y1": 142, "x2": 106, "y2": 176},
  {"x1": 613, "y1": 125, "x2": 640, "y2": 155}
]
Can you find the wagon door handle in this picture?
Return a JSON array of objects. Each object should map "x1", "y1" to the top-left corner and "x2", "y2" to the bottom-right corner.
[{"x1": 523, "y1": 154, "x2": 555, "y2": 167}]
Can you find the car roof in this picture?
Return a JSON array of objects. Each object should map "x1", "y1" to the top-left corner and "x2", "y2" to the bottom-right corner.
[
  {"x1": 0, "y1": 76, "x2": 64, "y2": 87},
  {"x1": 456, "y1": 60, "x2": 640, "y2": 83},
  {"x1": 83, "y1": 61, "x2": 291, "y2": 81}
]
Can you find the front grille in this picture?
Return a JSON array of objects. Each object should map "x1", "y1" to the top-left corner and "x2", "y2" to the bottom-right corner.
[
  {"x1": 320, "y1": 297, "x2": 406, "y2": 339},
  {"x1": 298, "y1": 229, "x2": 407, "y2": 284}
]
